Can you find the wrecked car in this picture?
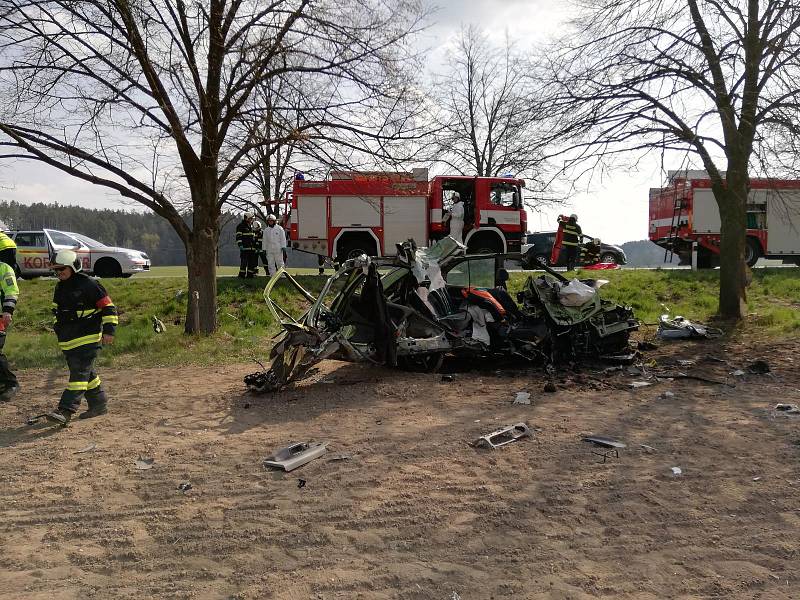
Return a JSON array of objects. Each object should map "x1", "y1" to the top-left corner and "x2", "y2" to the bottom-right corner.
[{"x1": 245, "y1": 238, "x2": 638, "y2": 393}]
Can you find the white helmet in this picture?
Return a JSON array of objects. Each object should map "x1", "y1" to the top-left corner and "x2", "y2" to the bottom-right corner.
[
  {"x1": 53, "y1": 249, "x2": 82, "y2": 272},
  {"x1": 252, "y1": 220, "x2": 262, "y2": 230},
  {"x1": 244, "y1": 212, "x2": 254, "y2": 220},
  {"x1": 452, "y1": 192, "x2": 461, "y2": 201},
  {"x1": 266, "y1": 213, "x2": 277, "y2": 222}
]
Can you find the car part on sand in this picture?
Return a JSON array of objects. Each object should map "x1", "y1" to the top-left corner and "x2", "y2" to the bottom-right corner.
[
  {"x1": 263, "y1": 442, "x2": 328, "y2": 472},
  {"x1": 582, "y1": 435, "x2": 626, "y2": 462},
  {"x1": 246, "y1": 239, "x2": 639, "y2": 393},
  {"x1": 472, "y1": 422, "x2": 532, "y2": 449}
]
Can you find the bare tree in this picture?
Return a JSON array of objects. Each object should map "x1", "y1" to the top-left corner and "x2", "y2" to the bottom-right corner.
[
  {"x1": 0, "y1": 0, "x2": 428, "y2": 332},
  {"x1": 541, "y1": 0, "x2": 800, "y2": 320},
  {"x1": 429, "y1": 25, "x2": 547, "y2": 187}
]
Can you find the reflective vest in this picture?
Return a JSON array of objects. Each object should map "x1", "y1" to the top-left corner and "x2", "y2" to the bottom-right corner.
[{"x1": 0, "y1": 262, "x2": 18, "y2": 332}]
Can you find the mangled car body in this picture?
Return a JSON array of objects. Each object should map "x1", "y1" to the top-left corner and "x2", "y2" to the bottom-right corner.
[{"x1": 245, "y1": 239, "x2": 638, "y2": 393}]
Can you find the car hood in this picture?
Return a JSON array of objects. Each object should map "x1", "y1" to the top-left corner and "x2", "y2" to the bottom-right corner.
[{"x1": 92, "y1": 246, "x2": 145, "y2": 255}]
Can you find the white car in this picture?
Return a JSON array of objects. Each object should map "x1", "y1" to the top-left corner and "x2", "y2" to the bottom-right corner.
[{"x1": 10, "y1": 228, "x2": 151, "y2": 278}]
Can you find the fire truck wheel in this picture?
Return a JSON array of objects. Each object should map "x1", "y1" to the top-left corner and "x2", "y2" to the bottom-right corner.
[
  {"x1": 744, "y1": 237, "x2": 761, "y2": 267},
  {"x1": 466, "y1": 233, "x2": 503, "y2": 255}
]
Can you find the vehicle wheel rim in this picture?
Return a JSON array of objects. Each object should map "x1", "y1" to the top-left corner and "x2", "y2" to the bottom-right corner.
[
  {"x1": 600, "y1": 254, "x2": 617, "y2": 264},
  {"x1": 536, "y1": 255, "x2": 549, "y2": 266}
]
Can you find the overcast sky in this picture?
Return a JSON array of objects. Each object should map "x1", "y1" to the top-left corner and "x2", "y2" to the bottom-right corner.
[{"x1": 0, "y1": 0, "x2": 689, "y2": 245}]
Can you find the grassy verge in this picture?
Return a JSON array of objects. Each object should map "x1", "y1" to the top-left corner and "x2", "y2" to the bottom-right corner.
[
  {"x1": 7, "y1": 274, "x2": 327, "y2": 370},
  {"x1": 6, "y1": 267, "x2": 799, "y2": 371}
]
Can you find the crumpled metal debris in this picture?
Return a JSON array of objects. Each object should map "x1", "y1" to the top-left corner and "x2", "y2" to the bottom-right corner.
[
  {"x1": 657, "y1": 314, "x2": 722, "y2": 339},
  {"x1": 246, "y1": 238, "x2": 639, "y2": 393}
]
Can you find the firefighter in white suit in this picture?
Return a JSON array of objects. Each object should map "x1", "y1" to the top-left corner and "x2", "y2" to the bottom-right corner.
[
  {"x1": 263, "y1": 214, "x2": 288, "y2": 276},
  {"x1": 443, "y1": 192, "x2": 465, "y2": 244}
]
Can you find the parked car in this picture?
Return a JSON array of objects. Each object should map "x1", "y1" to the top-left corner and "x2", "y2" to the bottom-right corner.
[
  {"x1": 9, "y1": 229, "x2": 150, "y2": 278},
  {"x1": 521, "y1": 231, "x2": 627, "y2": 268},
  {"x1": 245, "y1": 238, "x2": 638, "y2": 393}
]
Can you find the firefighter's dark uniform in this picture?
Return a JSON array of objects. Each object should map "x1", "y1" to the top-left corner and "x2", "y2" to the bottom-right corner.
[
  {"x1": 0, "y1": 261, "x2": 19, "y2": 397},
  {"x1": 580, "y1": 240, "x2": 601, "y2": 265},
  {"x1": 252, "y1": 224, "x2": 267, "y2": 274},
  {"x1": 0, "y1": 231, "x2": 17, "y2": 269},
  {"x1": 235, "y1": 219, "x2": 258, "y2": 278},
  {"x1": 53, "y1": 272, "x2": 118, "y2": 415},
  {"x1": 561, "y1": 218, "x2": 582, "y2": 271}
]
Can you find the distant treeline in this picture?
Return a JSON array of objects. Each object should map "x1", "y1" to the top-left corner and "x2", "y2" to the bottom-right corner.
[{"x1": 0, "y1": 201, "x2": 247, "y2": 266}]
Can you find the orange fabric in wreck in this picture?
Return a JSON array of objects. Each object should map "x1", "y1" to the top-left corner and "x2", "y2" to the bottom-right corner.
[{"x1": 461, "y1": 287, "x2": 506, "y2": 316}]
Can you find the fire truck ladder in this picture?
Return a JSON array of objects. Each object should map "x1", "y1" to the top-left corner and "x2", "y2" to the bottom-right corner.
[{"x1": 664, "y1": 187, "x2": 683, "y2": 263}]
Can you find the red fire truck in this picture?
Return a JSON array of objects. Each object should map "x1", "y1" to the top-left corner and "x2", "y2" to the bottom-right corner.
[
  {"x1": 649, "y1": 170, "x2": 800, "y2": 267},
  {"x1": 273, "y1": 169, "x2": 527, "y2": 261}
]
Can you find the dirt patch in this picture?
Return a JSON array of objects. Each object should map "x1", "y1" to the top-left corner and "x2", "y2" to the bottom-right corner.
[{"x1": 1, "y1": 338, "x2": 799, "y2": 599}]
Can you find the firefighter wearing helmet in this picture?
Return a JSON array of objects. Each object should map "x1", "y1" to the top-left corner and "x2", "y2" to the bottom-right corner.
[
  {"x1": 561, "y1": 213, "x2": 582, "y2": 272},
  {"x1": 262, "y1": 213, "x2": 288, "y2": 276},
  {"x1": 44, "y1": 249, "x2": 118, "y2": 426},
  {"x1": 235, "y1": 212, "x2": 258, "y2": 278}
]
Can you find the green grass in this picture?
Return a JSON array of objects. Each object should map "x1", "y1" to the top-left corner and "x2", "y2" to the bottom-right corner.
[
  {"x1": 5, "y1": 267, "x2": 799, "y2": 371},
  {"x1": 135, "y1": 266, "x2": 324, "y2": 278},
  {"x1": 6, "y1": 274, "x2": 328, "y2": 370}
]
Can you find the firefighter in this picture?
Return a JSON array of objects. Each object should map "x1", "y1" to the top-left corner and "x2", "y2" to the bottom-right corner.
[
  {"x1": 561, "y1": 214, "x2": 582, "y2": 272},
  {"x1": 251, "y1": 220, "x2": 266, "y2": 273},
  {"x1": 235, "y1": 212, "x2": 258, "y2": 278},
  {"x1": 0, "y1": 230, "x2": 16, "y2": 270},
  {"x1": 580, "y1": 238, "x2": 602, "y2": 265},
  {"x1": 263, "y1": 213, "x2": 288, "y2": 276},
  {"x1": 0, "y1": 255, "x2": 19, "y2": 402},
  {"x1": 444, "y1": 192, "x2": 465, "y2": 244},
  {"x1": 45, "y1": 250, "x2": 118, "y2": 426}
]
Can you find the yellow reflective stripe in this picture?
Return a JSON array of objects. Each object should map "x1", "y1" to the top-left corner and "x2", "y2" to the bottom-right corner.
[
  {"x1": 58, "y1": 333, "x2": 102, "y2": 350},
  {"x1": 102, "y1": 315, "x2": 119, "y2": 325},
  {"x1": 77, "y1": 309, "x2": 99, "y2": 317},
  {"x1": 66, "y1": 381, "x2": 89, "y2": 391},
  {"x1": 51, "y1": 302, "x2": 58, "y2": 308},
  {"x1": 87, "y1": 376, "x2": 101, "y2": 390}
]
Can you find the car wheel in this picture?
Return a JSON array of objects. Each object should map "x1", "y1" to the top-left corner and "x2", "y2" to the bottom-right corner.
[
  {"x1": 599, "y1": 252, "x2": 618, "y2": 264},
  {"x1": 93, "y1": 257, "x2": 123, "y2": 278},
  {"x1": 535, "y1": 254, "x2": 550, "y2": 267}
]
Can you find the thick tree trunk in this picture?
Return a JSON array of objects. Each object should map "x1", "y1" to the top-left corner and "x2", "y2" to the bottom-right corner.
[
  {"x1": 185, "y1": 225, "x2": 219, "y2": 334},
  {"x1": 716, "y1": 179, "x2": 748, "y2": 320}
]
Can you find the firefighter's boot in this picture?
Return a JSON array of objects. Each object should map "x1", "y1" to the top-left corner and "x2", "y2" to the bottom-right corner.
[
  {"x1": 45, "y1": 408, "x2": 72, "y2": 427},
  {"x1": 78, "y1": 403, "x2": 108, "y2": 420}
]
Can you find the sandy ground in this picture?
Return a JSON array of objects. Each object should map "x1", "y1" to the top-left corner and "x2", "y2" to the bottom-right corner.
[{"x1": 1, "y1": 337, "x2": 799, "y2": 600}]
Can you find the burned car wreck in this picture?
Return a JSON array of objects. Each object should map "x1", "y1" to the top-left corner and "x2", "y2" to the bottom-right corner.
[{"x1": 245, "y1": 238, "x2": 638, "y2": 393}]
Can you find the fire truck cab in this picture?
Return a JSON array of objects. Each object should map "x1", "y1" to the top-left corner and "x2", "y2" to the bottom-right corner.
[{"x1": 280, "y1": 169, "x2": 526, "y2": 261}]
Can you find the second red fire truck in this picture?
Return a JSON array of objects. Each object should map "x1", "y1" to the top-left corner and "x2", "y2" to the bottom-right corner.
[
  {"x1": 650, "y1": 170, "x2": 800, "y2": 267},
  {"x1": 272, "y1": 169, "x2": 527, "y2": 261}
]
